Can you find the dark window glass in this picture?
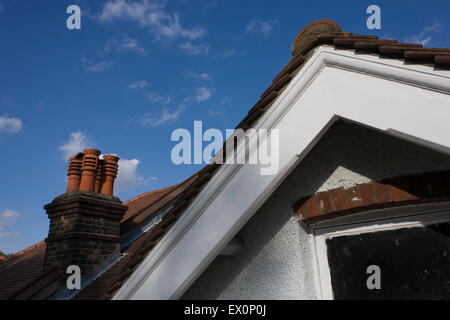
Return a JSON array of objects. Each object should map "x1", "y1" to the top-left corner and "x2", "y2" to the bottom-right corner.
[{"x1": 326, "y1": 222, "x2": 450, "y2": 300}]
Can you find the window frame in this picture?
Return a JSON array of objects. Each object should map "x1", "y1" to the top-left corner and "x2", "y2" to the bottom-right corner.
[{"x1": 309, "y1": 202, "x2": 450, "y2": 300}]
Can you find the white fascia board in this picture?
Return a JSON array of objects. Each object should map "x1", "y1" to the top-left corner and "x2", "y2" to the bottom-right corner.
[{"x1": 113, "y1": 46, "x2": 450, "y2": 300}]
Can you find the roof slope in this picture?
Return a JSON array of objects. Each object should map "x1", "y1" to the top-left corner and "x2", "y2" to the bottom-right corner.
[
  {"x1": 0, "y1": 182, "x2": 194, "y2": 300},
  {"x1": 2, "y1": 20, "x2": 450, "y2": 300},
  {"x1": 0, "y1": 241, "x2": 47, "y2": 299},
  {"x1": 75, "y1": 166, "x2": 218, "y2": 299}
]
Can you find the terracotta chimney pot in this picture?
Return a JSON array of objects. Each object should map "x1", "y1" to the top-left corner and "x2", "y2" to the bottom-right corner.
[
  {"x1": 66, "y1": 152, "x2": 84, "y2": 193},
  {"x1": 101, "y1": 155, "x2": 120, "y2": 196},
  {"x1": 95, "y1": 159, "x2": 105, "y2": 193},
  {"x1": 79, "y1": 148, "x2": 101, "y2": 192}
]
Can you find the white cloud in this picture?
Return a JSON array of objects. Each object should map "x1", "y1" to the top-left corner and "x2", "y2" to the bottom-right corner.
[
  {"x1": 129, "y1": 80, "x2": 149, "y2": 89},
  {"x1": 195, "y1": 87, "x2": 213, "y2": 102},
  {"x1": 119, "y1": 38, "x2": 147, "y2": 54},
  {"x1": 146, "y1": 92, "x2": 172, "y2": 104},
  {"x1": 209, "y1": 109, "x2": 224, "y2": 117},
  {"x1": 139, "y1": 104, "x2": 185, "y2": 127},
  {"x1": 184, "y1": 72, "x2": 210, "y2": 81},
  {"x1": 59, "y1": 131, "x2": 95, "y2": 159},
  {"x1": 179, "y1": 42, "x2": 209, "y2": 56},
  {"x1": 0, "y1": 232, "x2": 21, "y2": 239},
  {"x1": 106, "y1": 37, "x2": 147, "y2": 55},
  {"x1": 0, "y1": 209, "x2": 21, "y2": 239},
  {"x1": 404, "y1": 22, "x2": 443, "y2": 46},
  {"x1": 218, "y1": 49, "x2": 244, "y2": 60},
  {"x1": 81, "y1": 57, "x2": 111, "y2": 72},
  {"x1": 98, "y1": 0, "x2": 207, "y2": 40},
  {"x1": 0, "y1": 114, "x2": 22, "y2": 134},
  {"x1": 0, "y1": 209, "x2": 19, "y2": 229},
  {"x1": 115, "y1": 158, "x2": 145, "y2": 192},
  {"x1": 246, "y1": 19, "x2": 272, "y2": 36},
  {"x1": 143, "y1": 176, "x2": 157, "y2": 183}
]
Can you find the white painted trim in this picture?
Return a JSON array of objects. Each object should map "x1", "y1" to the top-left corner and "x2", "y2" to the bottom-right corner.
[
  {"x1": 311, "y1": 206, "x2": 450, "y2": 300},
  {"x1": 113, "y1": 46, "x2": 450, "y2": 300}
]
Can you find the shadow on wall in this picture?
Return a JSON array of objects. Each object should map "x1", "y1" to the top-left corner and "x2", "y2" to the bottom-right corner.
[{"x1": 182, "y1": 120, "x2": 450, "y2": 300}]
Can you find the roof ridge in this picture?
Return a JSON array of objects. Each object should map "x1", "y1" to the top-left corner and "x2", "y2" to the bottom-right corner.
[
  {"x1": 5, "y1": 240, "x2": 46, "y2": 262},
  {"x1": 120, "y1": 172, "x2": 201, "y2": 227}
]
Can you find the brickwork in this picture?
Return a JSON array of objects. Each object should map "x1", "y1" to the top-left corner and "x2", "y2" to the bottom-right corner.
[
  {"x1": 44, "y1": 192, "x2": 127, "y2": 280},
  {"x1": 293, "y1": 170, "x2": 450, "y2": 224}
]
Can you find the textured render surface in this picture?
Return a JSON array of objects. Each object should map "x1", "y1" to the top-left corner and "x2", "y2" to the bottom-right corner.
[{"x1": 182, "y1": 121, "x2": 450, "y2": 300}]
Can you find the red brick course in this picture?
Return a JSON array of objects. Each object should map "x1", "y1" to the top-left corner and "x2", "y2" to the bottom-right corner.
[{"x1": 293, "y1": 170, "x2": 450, "y2": 224}]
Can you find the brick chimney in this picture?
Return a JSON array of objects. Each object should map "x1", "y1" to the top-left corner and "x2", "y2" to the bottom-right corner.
[{"x1": 44, "y1": 148, "x2": 127, "y2": 282}]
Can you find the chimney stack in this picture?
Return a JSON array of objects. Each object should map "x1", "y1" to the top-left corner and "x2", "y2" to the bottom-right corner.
[{"x1": 44, "y1": 148, "x2": 127, "y2": 284}]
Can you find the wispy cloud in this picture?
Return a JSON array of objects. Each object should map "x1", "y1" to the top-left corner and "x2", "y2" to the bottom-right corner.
[
  {"x1": 59, "y1": 131, "x2": 95, "y2": 159},
  {"x1": 404, "y1": 22, "x2": 443, "y2": 46},
  {"x1": 0, "y1": 231, "x2": 20, "y2": 239},
  {"x1": 0, "y1": 209, "x2": 19, "y2": 229},
  {"x1": 220, "y1": 97, "x2": 230, "y2": 104},
  {"x1": 208, "y1": 109, "x2": 224, "y2": 117},
  {"x1": 0, "y1": 208, "x2": 21, "y2": 239},
  {"x1": 194, "y1": 87, "x2": 213, "y2": 102},
  {"x1": 0, "y1": 114, "x2": 22, "y2": 134},
  {"x1": 184, "y1": 72, "x2": 210, "y2": 81},
  {"x1": 179, "y1": 42, "x2": 209, "y2": 56},
  {"x1": 217, "y1": 49, "x2": 244, "y2": 60},
  {"x1": 81, "y1": 57, "x2": 111, "y2": 72},
  {"x1": 184, "y1": 87, "x2": 214, "y2": 103},
  {"x1": 105, "y1": 37, "x2": 147, "y2": 55},
  {"x1": 146, "y1": 92, "x2": 172, "y2": 104},
  {"x1": 129, "y1": 80, "x2": 149, "y2": 89},
  {"x1": 246, "y1": 19, "x2": 272, "y2": 36},
  {"x1": 138, "y1": 104, "x2": 185, "y2": 127},
  {"x1": 98, "y1": 0, "x2": 207, "y2": 40}
]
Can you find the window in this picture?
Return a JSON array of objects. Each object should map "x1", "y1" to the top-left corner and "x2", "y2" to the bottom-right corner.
[{"x1": 311, "y1": 206, "x2": 450, "y2": 300}]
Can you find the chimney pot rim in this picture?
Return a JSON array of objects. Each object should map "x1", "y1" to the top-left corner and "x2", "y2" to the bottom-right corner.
[
  {"x1": 83, "y1": 148, "x2": 101, "y2": 155},
  {"x1": 103, "y1": 154, "x2": 120, "y2": 161},
  {"x1": 68, "y1": 152, "x2": 85, "y2": 161}
]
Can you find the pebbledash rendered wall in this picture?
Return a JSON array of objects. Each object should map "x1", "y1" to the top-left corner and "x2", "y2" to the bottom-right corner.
[{"x1": 181, "y1": 121, "x2": 450, "y2": 300}]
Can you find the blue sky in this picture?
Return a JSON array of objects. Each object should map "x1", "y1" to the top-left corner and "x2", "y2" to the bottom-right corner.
[{"x1": 0, "y1": 0, "x2": 449, "y2": 253}]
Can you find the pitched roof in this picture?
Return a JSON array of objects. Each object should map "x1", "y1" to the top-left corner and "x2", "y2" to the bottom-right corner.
[
  {"x1": 0, "y1": 182, "x2": 197, "y2": 300},
  {"x1": 0, "y1": 241, "x2": 48, "y2": 299},
  {"x1": 75, "y1": 165, "x2": 218, "y2": 299},
  {"x1": 3, "y1": 19, "x2": 450, "y2": 300}
]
